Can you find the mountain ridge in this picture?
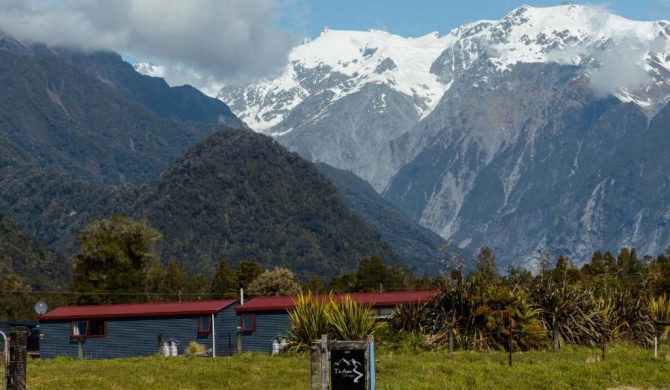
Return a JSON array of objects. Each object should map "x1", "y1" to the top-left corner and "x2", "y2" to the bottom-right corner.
[{"x1": 201, "y1": 4, "x2": 670, "y2": 268}]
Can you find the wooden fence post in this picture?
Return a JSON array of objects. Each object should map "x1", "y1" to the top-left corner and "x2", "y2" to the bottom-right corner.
[
  {"x1": 310, "y1": 341, "x2": 321, "y2": 390},
  {"x1": 320, "y1": 334, "x2": 329, "y2": 390},
  {"x1": 8, "y1": 326, "x2": 28, "y2": 390},
  {"x1": 654, "y1": 322, "x2": 659, "y2": 359},
  {"x1": 552, "y1": 326, "x2": 560, "y2": 352},
  {"x1": 508, "y1": 318, "x2": 514, "y2": 367},
  {"x1": 448, "y1": 325, "x2": 454, "y2": 353},
  {"x1": 366, "y1": 335, "x2": 375, "y2": 390}
]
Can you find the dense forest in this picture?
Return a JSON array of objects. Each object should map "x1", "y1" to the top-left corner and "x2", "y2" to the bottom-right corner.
[{"x1": 0, "y1": 129, "x2": 401, "y2": 282}]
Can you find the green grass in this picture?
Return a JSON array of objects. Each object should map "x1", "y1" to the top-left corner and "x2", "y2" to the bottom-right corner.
[{"x1": 26, "y1": 344, "x2": 670, "y2": 389}]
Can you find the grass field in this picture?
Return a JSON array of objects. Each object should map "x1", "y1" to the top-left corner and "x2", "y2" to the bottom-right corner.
[{"x1": 26, "y1": 343, "x2": 670, "y2": 389}]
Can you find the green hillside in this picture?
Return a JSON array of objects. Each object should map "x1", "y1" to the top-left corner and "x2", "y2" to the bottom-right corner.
[
  {"x1": 0, "y1": 48, "x2": 219, "y2": 185},
  {"x1": 0, "y1": 130, "x2": 401, "y2": 283},
  {"x1": 123, "y1": 130, "x2": 402, "y2": 279}
]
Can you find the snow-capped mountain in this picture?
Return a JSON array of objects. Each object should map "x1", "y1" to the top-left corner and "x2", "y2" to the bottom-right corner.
[
  {"x1": 220, "y1": 28, "x2": 449, "y2": 132},
  {"x1": 216, "y1": 5, "x2": 670, "y2": 192},
  {"x1": 133, "y1": 62, "x2": 166, "y2": 79},
  {"x1": 139, "y1": 4, "x2": 670, "y2": 268}
]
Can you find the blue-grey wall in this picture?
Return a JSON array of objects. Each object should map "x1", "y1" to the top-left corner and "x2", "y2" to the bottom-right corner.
[
  {"x1": 40, "y1": 305, "x2": 239, "y2": 360},
  {"x1": 239, "y1": 310, "x2": 291, "y2": 353},
  {"x1": 216, "y1": 304, "x2": 240, "y2": 357}
]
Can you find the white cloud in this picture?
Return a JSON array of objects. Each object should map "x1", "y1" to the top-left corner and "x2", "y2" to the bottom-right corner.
[
  {"x1": 587, "y1": 37, "x2": 652, "y2": 98},
  {"x1": 0, "y1": 0, "x2": 301, "y2": 89}
]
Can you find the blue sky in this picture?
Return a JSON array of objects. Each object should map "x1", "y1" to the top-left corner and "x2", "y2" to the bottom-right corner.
[{"x1": 297, "y1": 1, "x2": 670, "y2": 39}]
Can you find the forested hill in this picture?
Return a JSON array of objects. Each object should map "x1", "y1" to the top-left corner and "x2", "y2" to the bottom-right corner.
[
  {"x1": 0, "y1": 129, "x2": 402, "y2": 283},
  {"x1": 0, "y1": 213, "x2": 68, "y2": 291},
  {"x1": 123, "y1": 129, "x2": 401, "y2": 279},
  {"x1": 0, "y1": 44, "x2": 225, "y2": 186}
]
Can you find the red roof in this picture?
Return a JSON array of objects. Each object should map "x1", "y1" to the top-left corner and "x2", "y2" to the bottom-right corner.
[
  {"x1": 39, "y1": 300, "x2": 238, "y2": 321},
  {"x1": 235, "y1": 290, "x2": 436, "y2": 313}
]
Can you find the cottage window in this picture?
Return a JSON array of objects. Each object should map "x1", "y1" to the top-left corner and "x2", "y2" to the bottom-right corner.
[
  {"x1": 240, "y1": 314, "x2": 255, "y2": 332},
  {"x1": 71, "y1": 320, "x2": 106, "y2": 338},
  {"x1": 378, "y1": 307, "x2": 394, "y2": 318},
  {"x1": 88, "y1": 320, "x2": 106, "y2": 337},
  {"x1": 198, "y1": 315, "x2": 212, "y2": 334},
  {"x1": 71, "y1": 321, "x2": 87, "y2": 337}
]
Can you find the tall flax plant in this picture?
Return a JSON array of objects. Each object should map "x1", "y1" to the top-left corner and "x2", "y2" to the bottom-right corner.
[
  {"x1": 649, "y1": 294, "x2": 670, "y2": 339},
  {"x1": 328, "y1": 295, "x2": 386, "y2": 340},
  {"x1": 605, "y1": 289, "x2": 653, "y2": 345},
  {"x1": 532, "y1": 276, "x2": 602, "y2": 350},
  {"x1": 286, "y1": 292, "x2": 333, "y2": 352}
]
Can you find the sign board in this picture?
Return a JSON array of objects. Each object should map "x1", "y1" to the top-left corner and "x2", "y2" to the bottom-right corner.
[
  {"x1": 330, "y1": 349, "x2": 366, "y2": 390},
  {"x1": 311, "y1": 335, "x2": 375, "y2": 390}
]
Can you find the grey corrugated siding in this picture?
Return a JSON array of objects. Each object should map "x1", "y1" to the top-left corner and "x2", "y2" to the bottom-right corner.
[
  {"x1": 216, "y1": 304, "x2": 239, "y2": 357},
  {"x1": 40, "y1": 304, "x2": 239, "y2": 360},
  {"x1": 240, "y1": 310, "x2": 291, "y2": 353}
]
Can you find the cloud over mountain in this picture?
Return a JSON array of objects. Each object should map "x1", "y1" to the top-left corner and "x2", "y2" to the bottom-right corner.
[{"x1": 0, "y1": 0, "x2": 298, "y2": 89}]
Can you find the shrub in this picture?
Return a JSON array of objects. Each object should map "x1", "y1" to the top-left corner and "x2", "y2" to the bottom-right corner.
[
  {"x1": 185, "y1": 341, "x2": 206, "y2": 355},
  {"x1": 286, "y1": 292, "x2": 333, "y2": 352},
  {"x1": 328, "y1": 295, "x2": 386, "y2": 340},
  {"x1": 286, "y1": 292, "x2": 387, "y2": 351}
]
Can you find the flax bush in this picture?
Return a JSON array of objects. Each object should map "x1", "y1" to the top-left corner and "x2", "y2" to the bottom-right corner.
[
  {"x1": 328, "y1": 295, "x2": 386, "y2": 340},
  {"x1": 286, "y1": 292, "x2": 386, "y2": 351},
  {"x1": 285, "y1": 292, "x2": 333, "y2": 352}
]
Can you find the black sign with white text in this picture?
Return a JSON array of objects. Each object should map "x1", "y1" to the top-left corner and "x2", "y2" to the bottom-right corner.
[{"x1": 330, "y1": 349, "x2": 366, "y2": 389}]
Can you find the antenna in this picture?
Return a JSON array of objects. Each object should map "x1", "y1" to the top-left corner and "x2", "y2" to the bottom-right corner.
[{"x1": 34, "y1": 301, "x2": 48, "y2": 315}]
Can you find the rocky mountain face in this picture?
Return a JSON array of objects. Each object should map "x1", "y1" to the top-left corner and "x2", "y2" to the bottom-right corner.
[
  {"x1": 315, "y1": 163, "x2": 447, "y2": 275},
  {"x1": 214, "y1": 5, "x2": 670, "y2": 267},
  {"x1": 217, "y1": 29, "x2": 448, "y2": 192}
]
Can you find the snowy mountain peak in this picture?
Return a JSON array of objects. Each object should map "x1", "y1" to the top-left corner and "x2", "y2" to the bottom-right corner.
[
  {"x1": 133, "y1": 62, "x2": 165, "y2": 78},
  {"x1": 217, "y1": 28, "x2": 449, "y2": 132},
  {"x1": 427, "y1": 4, "x2": 670, "y2": 111},
  {"x1": 210, "y1": 4, "x2": 670, "y2": 133}
]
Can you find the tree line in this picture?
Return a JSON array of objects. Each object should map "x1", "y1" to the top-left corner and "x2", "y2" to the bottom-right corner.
[
  {"x1": 389, "y1": 245, "x2": 670, "y2": 351},
  {"x1": 4, "y1": 212, "x2": 670, "y2": 346},
  {"x1": 67, "y1": 215, "x2": 435, "y2": 306}
]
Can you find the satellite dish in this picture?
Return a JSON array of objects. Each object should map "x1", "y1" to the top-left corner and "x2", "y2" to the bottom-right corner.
[{"x1": 34, "y1": 301, "x2": 48, "y2": 315}]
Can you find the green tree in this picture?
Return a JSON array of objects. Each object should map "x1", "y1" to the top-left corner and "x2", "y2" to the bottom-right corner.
[
  {"x1": 163, "y1": 259, "x2": 190, "y2": 301},
  {"x1": 328, "y1": 273, "x2": 356, "y2": 293},
  {"x1": 69, "y1": 215, "x2": 161, "y2": 304},
  {"x1": 0, "y1": 275, "x2": 34, "y2": 320},
  {"x1": 355, "y1": 256, "x2": 390, "y2": 292},
  {"x1": 505, "y1": 264, "x2": 533, "y2": 290},
  {"x1": 211, "y1": 259, "x2": 237, "y2": 299},
  {"x1": 145, "y1": 260, "x2": 165, "y2": 302},
  {"x1": 469, "y1": 246, "x2": 499, "y2": 289},
  {"x1": 233, "y1": 260, "x2": 265, "y2": 291},
  {"x1": 301, "y1": 275, "x2": 327, "y2": 294},
  {"x1": 247, "y1": 267, "x2": 301, "y2": 298},
  {"x1": 189, "y1": 274, "x2": 211, "y2": 300}
]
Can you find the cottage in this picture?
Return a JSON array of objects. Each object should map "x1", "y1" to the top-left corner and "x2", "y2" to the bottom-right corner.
[
  {"x1": 235, "y1": 290, "x2": 437, "y2": 353},
  {"x1": 39, "y1": 300, "x2": 239, "y2": 359}
]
